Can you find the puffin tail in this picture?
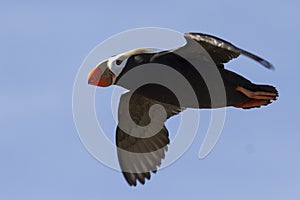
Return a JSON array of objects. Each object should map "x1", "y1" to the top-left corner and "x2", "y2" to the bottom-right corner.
[{"x1": 234, "y1": 84, "x2": 278, "y2": 109}]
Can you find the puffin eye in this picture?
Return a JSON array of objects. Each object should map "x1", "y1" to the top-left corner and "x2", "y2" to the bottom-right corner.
[{"x1": 116, "y1": 59, "x2": 123, "y2": 65}]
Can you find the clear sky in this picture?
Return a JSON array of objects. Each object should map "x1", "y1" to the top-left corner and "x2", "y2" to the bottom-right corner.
[{"x1": 1, "y1": 0, "x2": 299, "y2": 199}]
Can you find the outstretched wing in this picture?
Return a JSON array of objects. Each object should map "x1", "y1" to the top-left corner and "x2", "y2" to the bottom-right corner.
[
  {"x1": 183, "y1": 32, "x2": 274, "y2": 69},
  {"x1": 116, "y1": 90, "x2": 182, "y2": 186}
]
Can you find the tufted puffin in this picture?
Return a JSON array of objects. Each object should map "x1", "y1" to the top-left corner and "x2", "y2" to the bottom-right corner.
[{"x1": 88, "y1": 33, "x2": 278, "y2": 186}]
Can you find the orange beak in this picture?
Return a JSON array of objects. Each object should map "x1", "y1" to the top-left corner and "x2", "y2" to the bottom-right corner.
[{"x1": 88, "y1": 66, "x2": 115, "y2": 87}]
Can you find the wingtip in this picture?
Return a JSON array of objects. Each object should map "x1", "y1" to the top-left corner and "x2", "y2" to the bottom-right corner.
[{"x1": 260, "y1": 59, "x2": 275, "y2": 70}]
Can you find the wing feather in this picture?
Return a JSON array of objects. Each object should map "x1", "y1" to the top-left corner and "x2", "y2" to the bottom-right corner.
[
  {"x1": 184, "y1": 32, "x2": 274, "y2": 69},
  {"x1": 116, "y1": 91, "x2": 181, "y2": 186}
]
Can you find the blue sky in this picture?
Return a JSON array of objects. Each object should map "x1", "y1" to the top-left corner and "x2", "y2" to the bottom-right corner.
[{"x1": 1, "y1": 0, "x2": 299, "y2": 199}]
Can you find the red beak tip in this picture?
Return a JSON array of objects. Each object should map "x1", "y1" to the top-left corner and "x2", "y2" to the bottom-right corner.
[{"x1": 88, "y1": 67, "x2": 114, "y2": 87}]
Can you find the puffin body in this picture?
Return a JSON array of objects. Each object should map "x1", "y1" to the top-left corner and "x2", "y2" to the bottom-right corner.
[
  {"x1": 115, "y1": 51, "x2": 276, "y2": 109},
  {"x1": 88, "y1": 33, "x2": 278, "y2": 186}
]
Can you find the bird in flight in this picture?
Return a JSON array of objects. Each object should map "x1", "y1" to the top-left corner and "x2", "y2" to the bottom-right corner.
[{"x1": 88, "y1": 32, "x2": 278, "y2": 186}]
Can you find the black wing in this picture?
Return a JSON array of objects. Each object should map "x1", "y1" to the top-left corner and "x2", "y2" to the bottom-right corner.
[
  {"x1": 184, "y1": 33, "x2": 274, "y2": 69},
  {"x1": 116, "y1": 90, "x2": 182, "y2": 186}
]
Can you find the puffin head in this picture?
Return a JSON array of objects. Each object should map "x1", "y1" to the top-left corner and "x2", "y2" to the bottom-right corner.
[
  {"x1": 88, "y1": 48, "x2": 155, "y2": 87},
  {"x1": 88, "y1": 54, "x2": 128, "y2": 87}
]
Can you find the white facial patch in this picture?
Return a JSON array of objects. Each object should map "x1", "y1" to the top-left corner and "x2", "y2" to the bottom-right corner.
[{"x1": 107, "y1": 55, "x2": 129, "y2": 77}]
